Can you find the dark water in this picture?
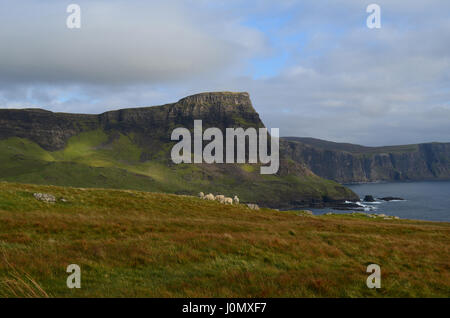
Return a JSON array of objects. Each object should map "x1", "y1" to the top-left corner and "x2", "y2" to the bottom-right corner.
[{"x1": 312, "y1": 181, "x2": 450, "y2": 222}]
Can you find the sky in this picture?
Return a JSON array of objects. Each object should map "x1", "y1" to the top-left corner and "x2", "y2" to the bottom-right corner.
[{"x1": 0, "y1": 0, "x2": 449, "y2": 146}]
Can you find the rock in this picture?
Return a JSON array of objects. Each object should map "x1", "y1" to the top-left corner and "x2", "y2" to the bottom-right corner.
[
  {"x1": 60, "y1": 198, "x2": 68, "y2": 202},
  {"x1": 378, "y1": 196, "x2": 405, "y2": 201},
  {"x1": 329, "y1": 200, "x2": 361, "y2": 210},
  {"x1": 325, "y1": 212, "x2": 333, "y2": 215},
  {"x1": 394, "y1": 216, "x2": 400, "y2": 219},
  {"x1": 301, "y1": 210, "x2": 313, "y2": 215},
  {"x1": 33, "y1": 193, "x2": 56, "y2": 203},
  {"x1": 363, "y1": 195, "x2": 375, "y2": 202},
  {"x1": 246, "y1": 203, "x2": 260, "y2": 210}
]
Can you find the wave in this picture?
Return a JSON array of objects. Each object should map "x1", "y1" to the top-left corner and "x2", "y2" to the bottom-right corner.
[{"x1": 344, "y1": 201, "x2": 378, "y2": 211}]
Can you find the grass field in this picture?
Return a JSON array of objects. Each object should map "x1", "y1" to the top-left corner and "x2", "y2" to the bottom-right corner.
[{"x1": 0, "y1": 181, "x2": 449, "y2": 297}]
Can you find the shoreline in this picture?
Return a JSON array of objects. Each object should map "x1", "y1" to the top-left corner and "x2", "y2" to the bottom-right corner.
[{"x1": 342, "y1": 179, "x2": 450, "y2": 186}]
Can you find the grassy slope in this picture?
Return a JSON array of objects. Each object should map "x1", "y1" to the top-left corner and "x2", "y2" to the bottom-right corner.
[
  {"x1": 0, "y1": 132, "x2": 357, "y2": 206},
  {"x1": 0, "y1": 182, "x2": 448, "y2": 297}
]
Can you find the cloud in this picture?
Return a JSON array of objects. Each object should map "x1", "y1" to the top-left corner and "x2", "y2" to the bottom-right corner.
[
  {"x1": 0, "y1": 0, "x2": 449, "y2": 146},
  {"x1": 0, "y1": 0, "x2": 266, "y2": 85}
]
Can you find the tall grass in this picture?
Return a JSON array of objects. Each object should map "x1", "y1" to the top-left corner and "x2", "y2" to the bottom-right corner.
[{"x1": 0, "y1": 249, "x2": 49, "y2": 298}]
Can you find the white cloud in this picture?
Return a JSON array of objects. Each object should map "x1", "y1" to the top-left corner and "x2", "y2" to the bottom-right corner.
[{"x1": 0, "y1": 0, "x2": 449, "y2": 146}]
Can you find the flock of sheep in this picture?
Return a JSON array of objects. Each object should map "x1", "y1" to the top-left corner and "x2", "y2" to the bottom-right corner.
[
  {"x1": 198, "y1": 192, "x2": 260, "y2": 210},
  {"x1": 198, "y1": 192, "x2": 239, "y2": 205}
]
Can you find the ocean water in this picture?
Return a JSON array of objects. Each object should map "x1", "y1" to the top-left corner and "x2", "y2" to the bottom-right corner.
[{"x1": 312, "y1": 181, "x2": 450, "y2": 222}]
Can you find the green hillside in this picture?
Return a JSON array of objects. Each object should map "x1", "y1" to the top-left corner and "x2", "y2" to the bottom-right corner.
[{"x1": 0, "y1": 133, "x2": 355, "y2": 208}]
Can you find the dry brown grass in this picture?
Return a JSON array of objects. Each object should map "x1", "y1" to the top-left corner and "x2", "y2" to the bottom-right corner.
[
  {"x1": 0, "y1": 181, "x2": 449, "y2": 297},
  {"x1": 0, "y1": 249, "x2": 49, "y2": 298}
]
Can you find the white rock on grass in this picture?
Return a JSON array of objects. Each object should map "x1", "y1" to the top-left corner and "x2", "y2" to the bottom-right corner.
[{"x1": 33, "y1": 193, "x2": 56, "y2": 203}]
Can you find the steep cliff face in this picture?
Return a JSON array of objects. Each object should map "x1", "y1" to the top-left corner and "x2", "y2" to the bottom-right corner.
[
  {"x1": 282, "y1": 137, "x2": 450, "y2": 183},
  {"x1": 0, "y1": 92, "x2": 358, "y2": 208},
  {"x1": 0, "y1": 109, "x2": 98, "y2": 151},
  {"x1": 0, "y1": 92, "x2": 263, "y2": 152}
]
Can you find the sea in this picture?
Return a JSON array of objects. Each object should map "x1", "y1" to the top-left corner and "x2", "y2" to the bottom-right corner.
[{"x1": 311, "y1": 180, "x2": 450, "y2": 222}]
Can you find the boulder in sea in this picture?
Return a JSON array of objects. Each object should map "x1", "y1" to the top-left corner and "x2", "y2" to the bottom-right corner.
[
  {"x1": 378, "y1": 196, "x2": 405, "y2": 201},
  {"x1": 363, "y1": 195, "x2": 375, "y2": 202}
]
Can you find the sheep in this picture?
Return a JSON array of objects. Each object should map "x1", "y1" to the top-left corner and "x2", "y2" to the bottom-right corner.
[
  {"x1": 201, "y1": 193, "x2": 237, "y2": 205},
  {"x1": 215, "y1": 194, "x2": 225, "y2": 202}
]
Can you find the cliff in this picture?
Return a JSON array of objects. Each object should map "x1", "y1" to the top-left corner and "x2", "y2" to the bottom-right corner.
[
  {"x1": 282, "y1": 137, "x2": 450, "y2": 183},
  {"x1": 0, "y1": 92, "x2": 358, "y2": 208},
  {"x1": 0, "y1": 92, "x2": 262, "y2": 151}
]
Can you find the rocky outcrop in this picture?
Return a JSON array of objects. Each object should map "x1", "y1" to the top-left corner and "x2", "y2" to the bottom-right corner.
[
  {"x1": 363, "y1": 195, "x2": 375, "y2": 202},
  {"x1": 282, "y1": 137, "x2": 450, "y2": 183},
  {"x1": 0, "y1": 109, "x2": 98, "y2": 151}
]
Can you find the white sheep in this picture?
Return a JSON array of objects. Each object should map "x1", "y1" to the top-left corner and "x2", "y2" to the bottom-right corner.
[
  {"x1": 198, "y1": 192, "x2": 205, "y2": 199},
  {"x1": 224, "y1": 197, "x2": 233, "y2": 204},
  {"x1": 233, "y1": 195, "x2": 239, "y2": 204},
  {"x1": 204, "y1": 193, "x2": 215, "y2": 201},
  {"x1": 215, "y1": 194, "x2": 225, "y2": 202}
]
